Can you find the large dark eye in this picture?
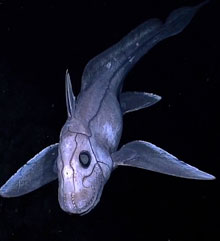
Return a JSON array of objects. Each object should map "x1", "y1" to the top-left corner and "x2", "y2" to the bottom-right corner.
[{"x1": 79, "y1": 151, "x2": 91, "y2": 168}]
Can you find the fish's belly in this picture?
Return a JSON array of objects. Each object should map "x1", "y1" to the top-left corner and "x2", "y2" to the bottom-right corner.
[{"x1": 89, "y1": 93, "x2": 122, "y2": 152}]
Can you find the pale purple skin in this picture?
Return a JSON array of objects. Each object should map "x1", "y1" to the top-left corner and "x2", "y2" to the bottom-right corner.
[
  {"x1": 0, "y1": 0, "x2": 215, "y2": 215},
  {"x1": 57, "y1": 0, "x2": 213, "y2": 215},
  {"x1": 57, "y1": 72, "x2": 122, "y2": 214}
]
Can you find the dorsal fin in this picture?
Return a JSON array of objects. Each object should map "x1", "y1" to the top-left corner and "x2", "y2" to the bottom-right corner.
[{"x1": 65, "y1": 70, "x2": 76, "y2": 118}]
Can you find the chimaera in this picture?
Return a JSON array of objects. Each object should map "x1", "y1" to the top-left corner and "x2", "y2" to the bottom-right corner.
[{"x1": 0, "y1": 1, "x2": 215, "y2": 215}]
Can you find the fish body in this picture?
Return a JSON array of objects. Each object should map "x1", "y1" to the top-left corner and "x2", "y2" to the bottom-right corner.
[{"x1": 0, "y1": 1, "x2": 215, "y2": 215}]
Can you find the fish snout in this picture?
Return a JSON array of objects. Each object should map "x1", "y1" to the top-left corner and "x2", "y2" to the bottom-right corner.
[
  {"x1": 58, "y1": 187, "x2": 96, "y2": 214},
  {"x1": 58, "y1": 191, "x2": 77, "y2": 214}
]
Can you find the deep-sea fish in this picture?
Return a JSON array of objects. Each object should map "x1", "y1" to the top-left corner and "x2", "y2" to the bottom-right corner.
[{"x1": 0, "y1": 1, "x2": 215, "y2": 215}]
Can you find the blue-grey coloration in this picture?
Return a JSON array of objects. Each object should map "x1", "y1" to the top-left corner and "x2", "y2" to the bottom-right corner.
[{"x1": 0, "y1": 1, "x2": 215, "y2": 215}]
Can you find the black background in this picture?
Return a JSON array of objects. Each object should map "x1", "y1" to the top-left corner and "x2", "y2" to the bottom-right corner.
[{"x1": 0, "y1": 0, "x2": 219, "y2": 240}]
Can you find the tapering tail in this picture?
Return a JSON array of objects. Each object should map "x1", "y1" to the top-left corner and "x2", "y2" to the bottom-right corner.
[{"x1": 81, "y1": 1, "x2": 209, "y2": 92}]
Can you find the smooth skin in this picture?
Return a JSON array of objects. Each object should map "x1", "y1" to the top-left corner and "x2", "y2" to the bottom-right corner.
[{"x1": 0, "y1": 0, "x2": 214, "y2": 215}]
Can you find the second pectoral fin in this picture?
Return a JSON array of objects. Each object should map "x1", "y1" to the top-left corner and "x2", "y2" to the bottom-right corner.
[
  {"x1": 120, "y1": 92, "x2": 161, "y2": 114},
  {"x1": 112, "y1": 141, "x2": 215, "y2": 180},
  {"x1": 0, "y1": 143, "x2": 59, "y2": 197}
]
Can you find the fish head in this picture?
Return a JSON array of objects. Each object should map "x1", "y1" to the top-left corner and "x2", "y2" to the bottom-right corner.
[{"x1": 57, "y1": 129, "x2": 111, "y2": 215}]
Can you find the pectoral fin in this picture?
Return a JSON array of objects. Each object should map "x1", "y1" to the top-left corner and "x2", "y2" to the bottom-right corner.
[
  {"x1": 120, "y1": 92, "x2": 161, "y2": 114},
  {"x1": 112, "y1": 141, "x2": 215, "y2": 180},
  {"x1": 0, "y1": 143, "x2": 59, "y2": 197}
]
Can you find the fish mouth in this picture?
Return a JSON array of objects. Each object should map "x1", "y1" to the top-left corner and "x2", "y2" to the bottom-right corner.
[{"x1": 58, "y1": 188, "x2": 98, "y2": 215}]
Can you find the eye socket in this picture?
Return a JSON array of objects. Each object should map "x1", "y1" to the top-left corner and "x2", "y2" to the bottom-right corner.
[{"x1": 79, "y1": 151, "x2": 91, "y2": 168}]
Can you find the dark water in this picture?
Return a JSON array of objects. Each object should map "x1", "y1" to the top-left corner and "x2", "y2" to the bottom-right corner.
[{"x1": 0, "y1": 0, "x2": 219, "y2": 240}]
